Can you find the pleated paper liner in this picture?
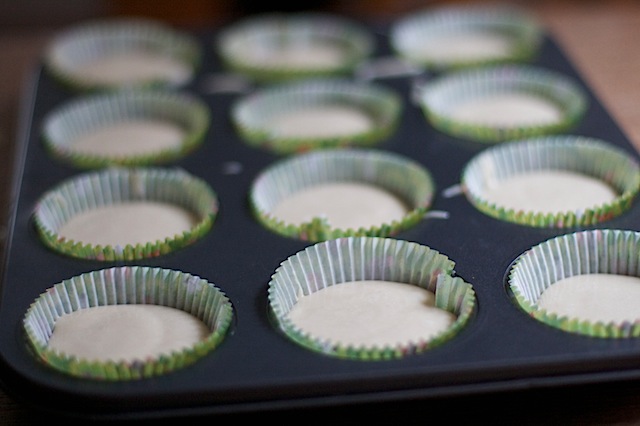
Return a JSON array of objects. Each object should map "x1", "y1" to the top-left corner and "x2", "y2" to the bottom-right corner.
[
  {"x1": 43, "y1": 18, "x2": 201, "y2": 92},
  {"x1": 41, "y1": 90, "x2": 210, "y2": 169},
  {"x1": 215, "y1": 12, "x2": 374, "y2": 83},
  {"x1": 390, "y1": 4, "x2": 543, "y2": 72},
  {"x1": 231, "y1": 78, "x2": 402, "y2": 154},
  {"x1": 417, "y1": 64, "x2": 588, "y2": 143},
  {"x1": 461, "y1": 135, "x2": 640, "y2": 228},
  {"x1": 508, "y1": 229, "x2": 640, "y2": 338},
  {"x1": 33, "y1": 167, "x2": 218, "y2": 261},
  {"x1": 23, "y1": 266, "x2": 233, "y2": 380},
  {"x1": 268, "y1": 237, "x2": 476, "y2": 360},
  {"x1": 249, "y1": 148, "x2": 434, "y2": 242}
]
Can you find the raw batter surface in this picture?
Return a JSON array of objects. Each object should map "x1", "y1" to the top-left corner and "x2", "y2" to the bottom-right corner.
[{"x1": 287, "y1": 280, "x2": 456, "y2": 347}]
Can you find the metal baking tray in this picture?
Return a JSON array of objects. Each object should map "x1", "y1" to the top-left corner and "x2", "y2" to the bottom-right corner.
[{"x1": 2, "y1": 22, "x2": 640, "y2": 421}]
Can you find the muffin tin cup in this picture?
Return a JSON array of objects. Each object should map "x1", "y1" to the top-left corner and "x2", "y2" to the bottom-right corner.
[
  {"x1": 33, "y1": 167, "x2": 218, "y2": 261},
  {"x1": 461, "y1": 135, "x2": 640, "y2": 228},
  {"x1": 508, "y1": 229, "x2": 640, "y2": 338},
  {"x1": 231, "y1": 78, "x2": 402, "y2": 154},
  {"x1": 249, "y1": 148, "x2": 435, "y2": 242},
  {"x1": 23, "y1": 266, "x2": 234, "y2": 380},
  {"x1": 215, "y1": 12, "x2": 374, "y2": 83},
  {"x1": 268, "y1": 237, "x2": 476, "y2": 360},
  {"x1": 44, "y1": 18, "x2": 202, "y2": 92},
  {"x1": 417, "y1": 64, "x2": 588, "y2": 143},
  {"x1": 41, "y1": 90, "x2": 211, "y2": 169},
  {"x1": 390, "y1": 4, "x2": 543, "y2": 71}
]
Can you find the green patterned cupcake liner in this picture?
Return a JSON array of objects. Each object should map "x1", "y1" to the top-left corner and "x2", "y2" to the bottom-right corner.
[
  {"x1": 249, "y1": 148, "x2": 434, "y2": 242},
  {"x1": 390, "y1": 4, "x2": 543, "y2": 71},
  {"x1": 23, "y1": 266, "x2": 233, "y2": 380},
  {"x1": 41, "y1": 90, "x2": 210, "y2": 169},
  {"x1": 44, "y1": 18, "x2": 202, "y2": 92},
  {"x1": 417, "y1": 65, "x2": 588, "y2": 142},
  {"x1": 33, "y1": 167, "x2": 218, "y2": 261},
  {"x1": 231, "y1": 78, "x2": 402, "y2": 154},
  {"x1": 268, "y1": 237, "x2": 476, "y2": 360},
  {"x1": 508, "y1": 229, "x2": 640, "y2": 338},
  {"x1": 215, "y1": 12, "x2": 374, "y2": 83},
  {"x1": 461, "y1": 135, "x2": 640, "y2": 228}
]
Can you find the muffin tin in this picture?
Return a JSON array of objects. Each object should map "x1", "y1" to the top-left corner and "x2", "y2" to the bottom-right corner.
[{"x1": 2, "y1": 11, "x2": 640, "y2": 420}]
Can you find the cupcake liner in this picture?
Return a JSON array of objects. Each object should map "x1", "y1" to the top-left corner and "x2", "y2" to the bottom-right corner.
[
  {"x1": 33, "y1": 167, "x2": 218, "y2": 261},
  {"x1": 231, "y1": 78, "x2": 402, "y2": 154},
  {"x1": 215, "y1": 12, "x2": 374, "y2": 83},
  {"x1": 249, "y1": 148, "x2": 434, "y2": 241},
  {"x1": 44, "y1": 18, "x2": 201, "y2": 92},
  {"x1": 41, "y1": 90, "x2": 210, "y2": 169},
  {"x1": 390, "y1": 4, "x2": 543, "y2": 71},
  {"x1": 461, "y1": 135, "x2": 640, "y2": 228},
  {"x1": 417, "y1": 65, "x2": 588, "y2": 143},
  {"x1": 23, "y1": 266, "x2": 233, "y2": 380},
  {"x1": 268, "y1": 237, "x2": 476, "y2": 360},
  {"x1": 508, "y1": 229, "x2": 640, "y2": 338}
]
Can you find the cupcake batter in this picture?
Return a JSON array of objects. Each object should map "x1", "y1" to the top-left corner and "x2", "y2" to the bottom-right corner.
[
  {"x1": 47, "y1": 304, "x2": 209, "y2": 362},
  {"x1": 269, "y1": 105, "x2": 374, "y2": 139},
  {"x1": 236, "y1": 42, "x2": 346, "y2": 69},
  {"x1": 287, "y1": 280, "x2": 456, "y2": 347},
  {"x1": 270, "y1": 182, "x2": 409, "y2": 230},
  {"x1": 537, "y1": 274, "x2": 640, "y2": 324},
  {"x1": 480, "y1": 170, "x2": 617, "y2": 213},
  {"x1": 412, "y1": 31, "x2": 512, "y2": 62},
  {"x1": 57, "y1": 201, "x2": 199, "y2": 247},
  {"x1": 449, "y1": 92, "x2": 562, "y2": 126},
  {"x1": 69, "y1": 119, "x2": 185, "y2": 157},
  {"x1": 74, "y1": 51, "x2": 191, "y2": 86}
]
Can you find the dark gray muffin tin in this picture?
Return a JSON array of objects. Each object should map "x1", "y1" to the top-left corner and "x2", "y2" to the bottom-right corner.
[{"x1": 1, "y1": 19, "x2": 640, "y2": 420}]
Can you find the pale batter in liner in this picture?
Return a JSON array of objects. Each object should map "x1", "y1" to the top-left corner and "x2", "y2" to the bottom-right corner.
[
  {"x1": 481, "y1": 170, "x2": 617, "y2": 214},
  {"x1": 269, "y1": 105, "x2": 374, "y2": 139},
  {"x1": 23, "y1": 265, "x2": 233, "y2": 379},
  {"x1": 537, "y1": 274, "x2": 640, "y2": 324},
  {"x1": 287, "y1": 280, "x2": 456, "y2": 347},
  {"x1": 411, "y1": 31, "x2": 513, "y2": 63},
  {"x1": 448, "y1": 92, "x2": 563, "y2": 127},
  {"x1": 234, "y1": 42, "x2": 347, "y2": 70},
  {"x1": 57, "y1": 201, "x2": 198, "y2": 247},
  {"x1": 48, "y1": 304, "x2": 210, "y2": 363},
  {"x1": 69, "y1": 119, "x2": 185, "y2": 157},
  {"x1": 270, "y1": 182, "x2": 409, "y2": 230},
  {"x1": 73, "y1": 51, "x2": 192, "y2": 86}
]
